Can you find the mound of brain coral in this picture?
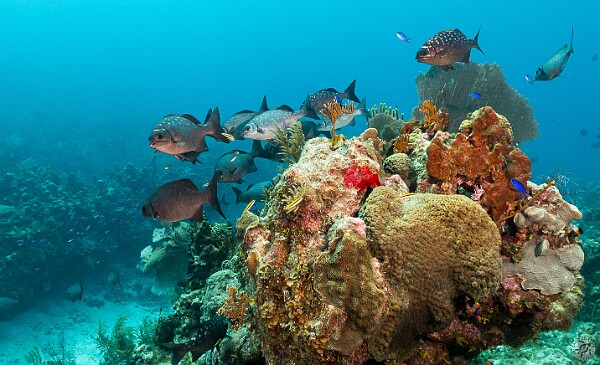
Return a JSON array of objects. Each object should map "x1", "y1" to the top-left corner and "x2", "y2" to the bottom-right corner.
[{"x1": 234, "y1": 107, "x2": 585, "y2": 365}]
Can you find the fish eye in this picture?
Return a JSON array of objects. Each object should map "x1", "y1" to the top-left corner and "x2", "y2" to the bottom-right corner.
[{"x1": 244, "y1": 125, "x2": 251, "y2": 132}]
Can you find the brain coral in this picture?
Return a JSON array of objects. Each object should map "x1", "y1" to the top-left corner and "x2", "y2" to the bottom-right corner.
[{"x1": 358, "y1": 187, "x2": 502, "y2": 360}]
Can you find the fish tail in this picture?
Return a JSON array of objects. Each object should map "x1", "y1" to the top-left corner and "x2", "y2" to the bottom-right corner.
[
  {"x1": 300, "y1": 93, "x2": 319, "y2": 120},
  {"x1": 231, "y1": 186, "x2": 243, "y2": 205},
  {"x1": 258, "y1": 95, "x2": 269, "y2": 113},
  {"x1": 340, "y1": 79, "x2": 360, "y2": 103},
  {"x1": 358, "y1": 97, "x2": 371, "y2": 118},
  {"x1": 473, "y1": 26, "x2": 485, "y2": 56},
  {"x1": 570, "y1": 26, "x2": 574, "y2": 53},
  {"x1": 204, "y1": 107, "x2": 231, "y2": 143},
  {"x1": 204, "y1": 172, "x2": 226, "y2": 219},
  {"x1": 249, "y1": 140, "x2": 269, "y2": 159}
]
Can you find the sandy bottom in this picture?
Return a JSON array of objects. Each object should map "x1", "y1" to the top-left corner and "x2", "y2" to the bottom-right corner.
[{"x1": 0, "y1": 289, "x2": 170, "y2": 365}]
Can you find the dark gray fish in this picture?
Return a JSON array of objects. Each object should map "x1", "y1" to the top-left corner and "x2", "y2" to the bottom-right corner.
[
  {"x1": 65, "y1": 278, "x2": 83, "y2": 302},
  {"x1": 535, "y1": 27, "x2": 574, "y2": 81},
  {"x1": 301, "y1": 120, "x2": 331, "y2": 140},
  {"x1": 318, "y1": 97, "x2": 370, "y2": 131},
  {"x1": 149, "y1": 108, "x2": 232, "y2": 163},
  {"x1": 304, "y1": 80, "x2": 360, "y2": 113},
  {"x1": 416, "y1": 28, "x2": 484, "y2": 70},
  {"x1": 108, "y1": 269, "x2": 122, "y2": 290},
  {"x1": 142, "y1": 174, "x2": 224, "y2": 223},
  {"x1": 164, "y1": 316, "x2": 229, "y2": 365},
  {"x1": 215, "y1": 140, "x2": 268, "y2": 183},
  {"x1": 242, "y1": 94, "x2": 318, "y2": 140},
  {"x1": 231, "y1": 180, "x2": 271, "y2": 204},
  {"x1": 223, "y1": 95, "x2": 269, "y2": 140}
]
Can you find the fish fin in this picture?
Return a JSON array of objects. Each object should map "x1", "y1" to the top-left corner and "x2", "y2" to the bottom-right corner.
[
  {"x1": 570, "y1": 26, "x2": 574, "y2": 53},
  {"x1": 460, "y1": 52, "x2": 471, "y2": 63},
  {"x1": 179, "y1": 151, "x2": 202, "y2": 163},
  {"x1": 358, "y1": 97, "x2": 371, "y2": 119},
  {"x1": 190, "y1": 206, "x2": 204, "y2": 221},
  {"x1": 79, "y1": 278, "x2": 83, "y2": 301},
  {"x1": 275, "y1": 104, "x2": 294, "y2": 112},
  {"x1": 231, "y1": 186, "x2": 243, "y2": 204},
  {"x1": 472, "y1": 26, "x2": 485, "y2": 56},
  {"x1": 258, "y1": 95, "x2": 269, "y2": 113},
  {"x1": 203, "y1": 172, "x2": 226, "y2": 219},
  {"x1": 180, "y1": 113, "x2": 203, "y2": 125},
  {"x1": 250, "y1": 139, "x2": 269, "y2": 159},
  {"x1": 232, "y1": 109, "x2": 253, "y2": 116},
  {"x1": 341, "y1": 79, "x2": 360, "y2": 103},
  {"x1": 203, "y1": 108, "x2": 213, "y2": 124},
  {"x1": 323, "y1": 87, "x2": 338, "y2": 93},
  {"x1": 236, "y1": 178, "x2": 245, "y2": 184},
  {"x1": 300, "y1": 93, "x2": 319, "y2": 120},
  {"x1": 204, "y1": 107, "x2": 232, "y2": 144}
]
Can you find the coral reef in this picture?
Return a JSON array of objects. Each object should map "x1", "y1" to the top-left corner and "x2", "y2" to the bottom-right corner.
[
  {"x1": 424, "y1": 106, "x2": 531, "y2": 224},
  {"x1": 0, "y1": 160, "x2": 155, "y2": 312},
  {"x1": 367, "y1": 103, "x2": 403, "y2": 142},
  {"x1": 414, "y1": 62, "x2": 539, "y2": 144},
  {"x1": 232, "y1": 113, "x2": 585, "y2": 363}
]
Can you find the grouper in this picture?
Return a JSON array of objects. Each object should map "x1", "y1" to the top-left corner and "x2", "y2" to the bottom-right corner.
[
  {"x1": 149, "y1": 108, "x2": 232, "y2": 163},
  {"x1": 416, "y1": 28, "x2": 484, "y2": 70},
  {"x1": 535, "y1": 27, "x2": 574, "y2": 81}
]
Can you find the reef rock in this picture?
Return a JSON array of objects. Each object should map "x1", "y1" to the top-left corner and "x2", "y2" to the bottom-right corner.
[
  {"x1": 503, "y1": 239, "x2": 584, "y2": 295},
  {"x1": 238, "y1": 130, "x2": 505, "y2": 364}
]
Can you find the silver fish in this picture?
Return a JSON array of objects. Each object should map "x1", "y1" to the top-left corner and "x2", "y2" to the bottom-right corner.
[
  {"x1": 223, "y1": 95, "x2": 269, "y2": 140},
  {"x1": 416, "y1": 28, "x2": 484, "y2": 70},
  {"x1": 535, "y1": 27, "x2": 574, "y2": 81},
  {"x1": 149, "y1": 108, "x2": 231, "y2": 163},
  {"x1": 242, "y1": 94, "x2": 318, "y2": 141},
  {"x1": 231, "y1": 180, "x2": 271, "y2": 204},
  {"x1": 142, "y1": 174, "x2": 224, "y2": 223},
  {"x1": 318, "y1": 97, "x2": 370, "y2": 131},
  {"x1": 65, "y1": 279, "x2": 83, "y2": 302}
]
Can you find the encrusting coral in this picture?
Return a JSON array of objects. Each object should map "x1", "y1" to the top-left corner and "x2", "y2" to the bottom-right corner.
[
  {"x1": 424, "y1": 106, "x2": 531, "y2": 224},
  {"x1": 414, "y1": 62, "x2": 539, "y2": 144}
]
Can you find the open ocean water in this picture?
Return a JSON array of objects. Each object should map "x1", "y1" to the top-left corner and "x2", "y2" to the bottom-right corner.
[{"x1": 0, "y1": 1, "x2": 599, "y2": 364}]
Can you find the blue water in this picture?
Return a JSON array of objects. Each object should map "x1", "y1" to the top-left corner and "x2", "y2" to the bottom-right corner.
[{"x1": 0, "y1": 0, "x2": 599, "y2": 363}]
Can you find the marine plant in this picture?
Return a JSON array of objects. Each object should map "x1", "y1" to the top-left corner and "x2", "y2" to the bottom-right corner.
[
  {"x1": 272, "y1": 121, "x2": 305, "y2": 165},
  {"x1": 414, "y1": 62, "x2": 539, "y2": 144},
  {"x1": 25, "y1": 332, "x2": 76, "y2": 365},
  {"x1": 217, "y1": 286, "x2": 251, "y2": 330},
  {"x1": 95, "y1": 315, "x2": 137, "y2": 364}
]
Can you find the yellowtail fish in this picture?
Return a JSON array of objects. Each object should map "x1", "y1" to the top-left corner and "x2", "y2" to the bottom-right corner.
[
  {"x1": 284, "y1": 196, "x2": 303, "y2": 213},
  {"x1": 244, "y1": 200, "x2": 256, "y2": 213}
]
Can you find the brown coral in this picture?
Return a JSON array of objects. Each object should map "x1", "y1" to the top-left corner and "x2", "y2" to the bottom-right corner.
[
  {"x1": 425, "y1": 106, "x2": 531, "y2": 224},
  {"x1": 359, "y1": 188, "x2": 502, "y2": 360}
]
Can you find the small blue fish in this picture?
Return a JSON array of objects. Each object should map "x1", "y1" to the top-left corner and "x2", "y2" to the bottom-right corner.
[
  {"x1": 469, "y1": 92, "x2": 483, "y2": 99},
  {"x1": 525, "y1": 74, "x2": 535, "y2": 84},
  {"x1": 396, "y1": 31, "x2": 411, "y2": 43},
  {"x1": 510, "y1": 178, "x2": 529, "y2": 196},
  {"x1": 334, "y1": 95, "x2": 342, "y2": 104}
]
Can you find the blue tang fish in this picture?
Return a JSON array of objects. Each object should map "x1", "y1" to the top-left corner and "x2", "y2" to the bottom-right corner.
[{"x1": 469, "y1": 92, "x2": 483, "y2": 99}]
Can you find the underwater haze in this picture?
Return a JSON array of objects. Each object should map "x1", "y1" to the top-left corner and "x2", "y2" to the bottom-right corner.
[{"x1": 1, "y1": 0, "x2": 599, "y2": 364}]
